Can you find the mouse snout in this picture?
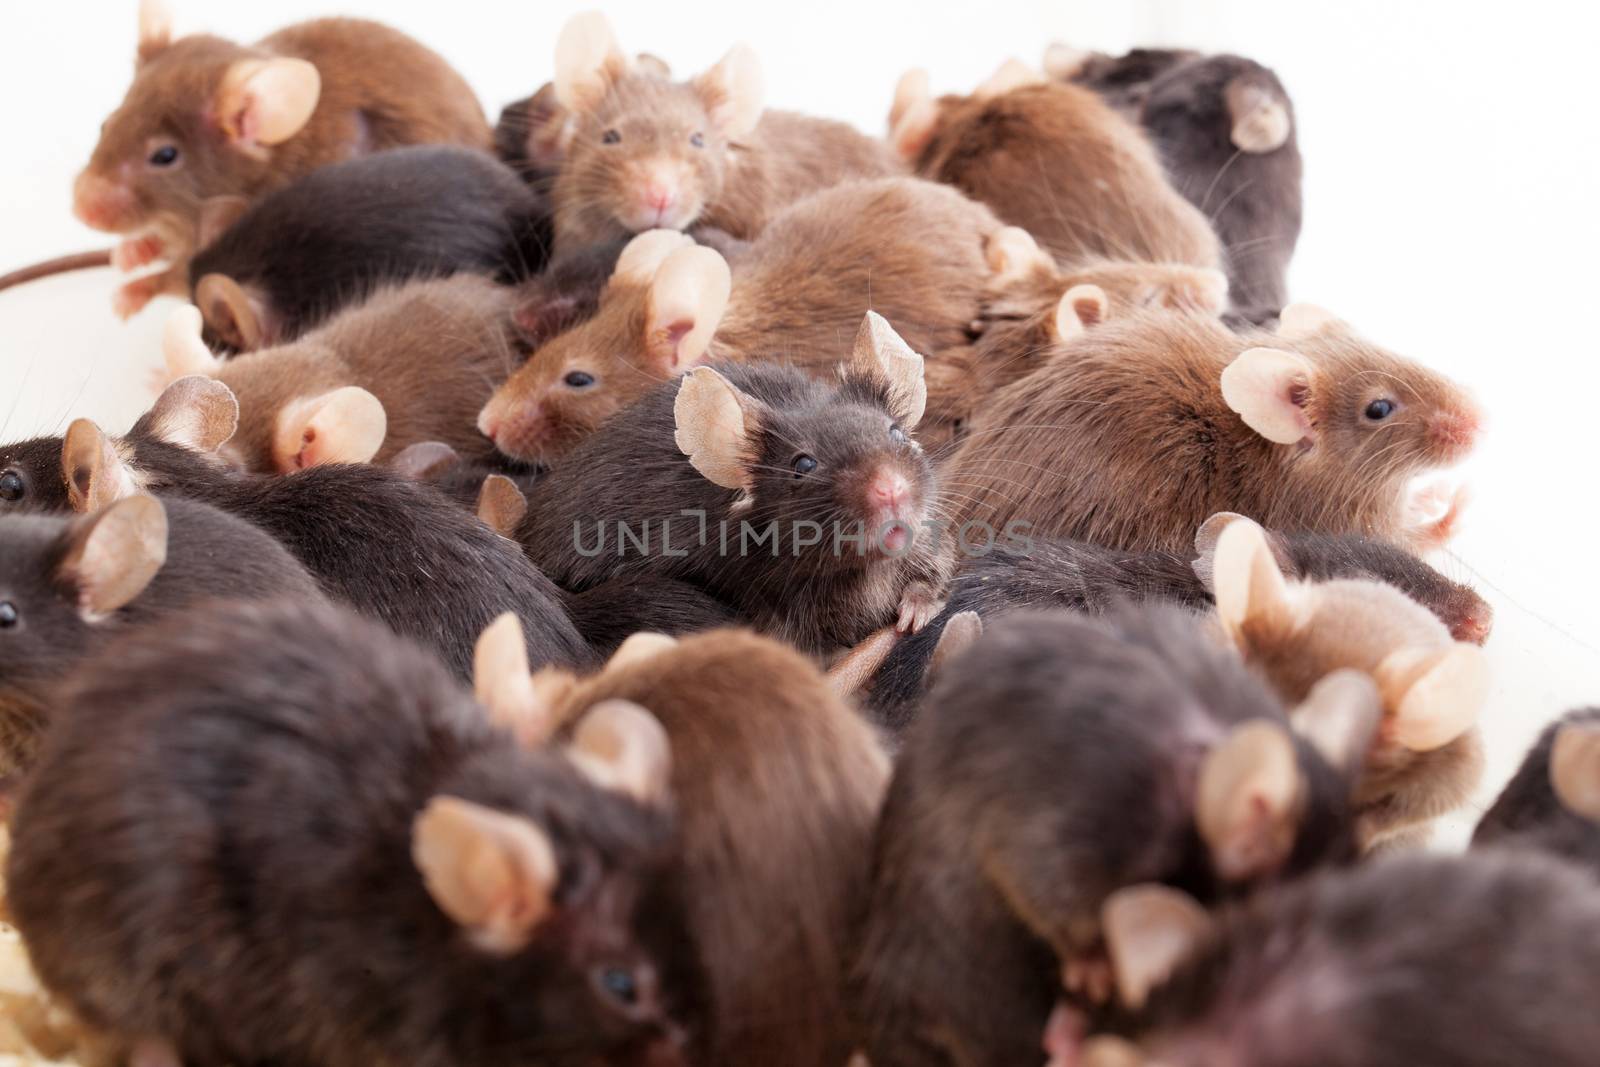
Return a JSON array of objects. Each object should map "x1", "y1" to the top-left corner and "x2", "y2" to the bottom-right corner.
[
  {"x1": 1426, "y1": 404, "x2": 1481, "y2": 461},
  {"x1": 73, "y1": 170, "x2": 135, "y2": 232},
  {"x1": 480, "y1": 396, "x2": 550, "y2": 462},
  {"x1": 628, "y1": 160, "x2": 688, "y2": 230},
  {"x1": 868, "y1": 469, "x2": 913, "y2": 512}
]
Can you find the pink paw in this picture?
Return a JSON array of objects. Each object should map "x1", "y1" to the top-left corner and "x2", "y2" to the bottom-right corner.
[
  {"x1": 1062, "y1": 952, "x2": 1115, "y2": 1006},
  {"x1": 895, "y1": 583, "x2": 945, "y2": 633},
  {"x1": 1406, "y1": 482, "x2": 1470, "y2": 551},
  {"x1": 113, "y1": 233, "x2": 165, "y2": 273}
]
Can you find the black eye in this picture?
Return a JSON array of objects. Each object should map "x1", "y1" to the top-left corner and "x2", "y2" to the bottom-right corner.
[
  {"x1": 601, "y1": 129, "x2": 622, "y2": 145},
  {"x1": 0, "y1": 471, "x2": 22, "y2": 501},
  {"x1": 0, "y1": 602, "x2": 17, "y2": 629},
  {"x1": 792, "y1": 454, "x2": 817, "y2": 477},
  {"x1": 598, "y1": 967, "x2": 638, "y2": 1005},
  {"x1": 148, "y1": 144, "x2": 179, "y2": 167},
  {"x1": 564, "y1": 371, "x2": 595, "y2": 389},
  {"x1": 1364, "y1": 398, "x2": 1397, "y2": 421},
  {"x1": 689, "y1": 131, "x2": 705, "y2": 148},
  {"x1": 889, "y1": 425, "x2": 908, "y2": 444}
]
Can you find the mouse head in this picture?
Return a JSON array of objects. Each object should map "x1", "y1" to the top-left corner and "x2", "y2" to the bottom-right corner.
[
  {"x1": 481, "y1": 231, "x2": 730, "y2": 464},
  {"x1": 674, "y1": 314, "x2": 936, "y2": 563},
  {"x1": 194, "y1": 269, "x2": 278, "y2": 353},
  {"x1": 1201, "y1": 514, "x2": 1490, "y2": 845},
  {"x1": 74, "y1": 1, "x2": 321, "y2": 249},
  {"x1": 888, "y1": 59, "x2": 1047, "y2": 164},
  {"x1": 1220, "y1": 305, "x2": 1483, "y2": 496},
  {"x1": 0, "y1": 495, "x2": 169, "y2": 774},
  {"x1": 1551, "y1": 719, "x2": 1600, "y2": 827},
  {"x1": 551, "y1": 12, "x2": 763, "y2": 243}
]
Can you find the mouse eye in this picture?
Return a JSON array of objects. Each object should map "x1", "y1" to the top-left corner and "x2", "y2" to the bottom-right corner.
[
  {"x1": 1364, "y1": 398, "x2": 1398, "y2": 422},
  {"x1": 601, "y1": 129, "x2": 622, "y2": 145},
  {"x1": 0, "y1": 602, "x2": 18, "y2": 630},
  {"x1": 689, "y1": 131, "x2": 706, "y2": 148},
  {"x1": 792, "y1": 454, "x2": 817, "y2": 477},
  {"x1": 0, "y1": 470, "x2": 23, "y2": 501},
  {"x1": 564, "y1": 371, "x2": 596, "y2": 389},
  {"x1": 147, "y1": 144, "x2": 180, "y2": 167},
  {"x1": 888, "y1": 425, "x2": 908, "y2": 445},
  {"x1": 596, "y1": 966, "x2": 638, "y2": 1006}
]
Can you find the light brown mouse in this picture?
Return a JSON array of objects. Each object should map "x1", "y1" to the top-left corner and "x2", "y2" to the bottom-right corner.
[
  {"x1": 545, "y1": 12, "x2": 900, "y2": 251},
  {"x1": 75, "y1": 0, "x2": 491, "y2": 317},
  {"x1": 945, "y1": 303, "x2": 1481, "y2": 555},
  {"x1": 890, "y1": 61, "x2": 1221, "y2": 271}
]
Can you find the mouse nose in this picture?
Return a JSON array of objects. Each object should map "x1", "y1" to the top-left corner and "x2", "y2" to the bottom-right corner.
[
  {"x1": 72, "y1": 171, "x2": 133, "y2": 232},
  {"x1": 868, "y1": 469, "x2": 913, "y2": 512},
  {"x1": 643, "y1": 181, "x2": 677, "y2": 213},
  {"x1": 1427, "y1": 406, "x2": 1481, "y2": 458},
  {"x1": 481, "y1": 399, "x2": 548, "y2": 461}
]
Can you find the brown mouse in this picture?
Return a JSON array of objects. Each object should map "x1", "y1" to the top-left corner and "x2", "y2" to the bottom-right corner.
[
  {"x1": 6, "y1": 598, "x2": 686, "y2": 1067},
  {"x1": 1199, "y1": 515, "x2": 1490, "y2": 849},
  {"x1": 545, "y1": 12, "x2": 899, "y2": 250},
  {"x1": 517, "y1": 315, "x2": 953, "y2": 655},
  {"x1": 75, "y1": 0, "x2": 491, "y2": 317},
  {"x1": 481, "y1": 177, "x2": 1032, "y2": 463},
  {"x1": 945, "y1": 303, "x2": 1481, "y2": 555},
  {"x1": 889, "y1": 61, "x2": 1220, "y2": 271},
  {"x1": 477, "y1": 620, "x2": 889, "y2": 1067},
  {"x1": 162, "y1": 272, "x2": 525, "y2": 471}
]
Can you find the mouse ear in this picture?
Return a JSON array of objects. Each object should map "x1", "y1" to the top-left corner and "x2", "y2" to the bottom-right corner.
[
  {"x1": 1041, "y1": 42, "x2": 1093, "y2": 80},
  {"x1": 141, "y1": 374, "x2": 239, "y2": 455},
  {"x1": 984, "y1": 226, "x2": 1053, "y2": 287},
  {"x1": 1290, "y1": 669, "x2": 1382, "y2": 778},
  {"x1": 645, "y1": 246, "x2": 731, "y2": 374},
  {"x1": 890, "y1": 91, "x2": 940, "y2": 161},
  {"x1": 1551, "y1": 722, "x2": 1600, "y2": 824},
  {"x1": 1101, "y1": 884, "x2": 1213, "y2": 1011},
  {"x1": 474, "y1": 613, "x2": 562, "y2": 748},
  {"x1": 567, "y1": 700, "x2": 673, "y2": 805},
  {"x1": 1220, "y1": 346, "x2": 1316, "y2": 445},
  {"x1": 693, "y1": 43, "x2": 764, "y2": 139},
  {"x1": 1275, "y1": 302, "x2": 1340, "y2": 340},
  {"x1": 889, "y1": 68, "x2": 932, "y2": 135},
  {"x1": 162, "y1": 304, "x2": 224, "y2": 379},
  {"x1": 1209, "y1": 516, "x2": 1295, "y2": 644},
  {"x1": 195, "y1": 274, "x2": 270, "y2": 352},
  {"x1": 605, "y1": 631, "x2": 681, "y2": 674},
  {"x1": 215, "y1": 57, "x2": 321, "y2": 151},
  {"x1": 137, "y1": 0, "x2": 174, "y2": 62},
  {"x1": 1190, "y1": 511, "x2": 1247, "y2": 590},
  {"x1": 1196, "y1": 720, "x2": 1305, "y2": 882},
  {"x1": 413, "y1": 797, "x2": 559, "y2": 955},
  {"x1": 1372, "y1": 644, "x2": 1489, "y2": 752},
  {"x1": 674, "y1": 367, "x2": 759, "y2": 492},
  {"x1": 58, "y1": 494, "x2": 168, "y2": 619},
  {"x1": 612, "y1": 230, "x2": 697, "y2": 288},
  {"x1": 1225, "y1": 77, "x2": 1292, "y2": 154},
  {"x1": 554, "y1": 11, "x2": 629, "y2": 113},
  {"x1": 930, "y1": 610, "x2": 984, "y2": 678},
  {"x1": 851, "y1": 311, "x2": 927, "y2": 429},
  {"x1": 196, "y1": 195, "x2": 250, "y2": 250},
  {"x1": 1052, "y1": 284, "x2": 1109, "y2": 343},
  {"x1": 827, "y1": 626, "x2": 900, "y2": 698},
  {"x1": 974, "y1": 57, "x2": 1046, "y2": 99},
  {"x1": 388, "y1": 441, "x2": 461, "y2": 481},
  {"x1": 61, "y1": 418, "x2": 140, "y2": 514},
  {"x1": 477, "y1": 474, "x2": 528, "y2": 538},
  {"x1": 273, "y1": 387, "x2": 387, "y2": 471}
]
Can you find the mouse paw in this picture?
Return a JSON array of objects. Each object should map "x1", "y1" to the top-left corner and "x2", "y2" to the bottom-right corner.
[
  {"x1": 112, "y1": 233, "x2": 166, "y2": 273},
  {"x1": 1061, "y1": 950, "x2": 1115, "y2": 1006},
  {"x1": 1406, "y1": 482, "x2": 1470, "y2": 551},
  {"x1": 113, "y1": 277, "x2": 159, "y2": 320},
  {"x1": 896, "y1": 582, "x2": 945, "y2": 633},
  {"x1": 1042, "y1": 1001, "x2": 1088, "y2": 1067}
]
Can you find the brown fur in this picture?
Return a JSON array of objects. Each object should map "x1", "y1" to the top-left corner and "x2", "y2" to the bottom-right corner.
[
  {"x1": 553, "y1": 66, "x2": 899, "y2": 250},
  {"x1": 533, "y1": 630, "x2": 890, "y2": 1067},
  {"x1": 945, "y1": 310, "x2": 1479, "y2": 554},
  {"x1": 210, "y1": 274, "x2": 523, "y2": 470},
  {"x1": 909, "y1": 82, "x2": 1220, "y2": 269}
]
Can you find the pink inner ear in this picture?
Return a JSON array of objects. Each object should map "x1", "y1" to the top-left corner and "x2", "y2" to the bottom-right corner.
[{"x1": 663, "y1": 319, "x2": 694, "y2": 370}]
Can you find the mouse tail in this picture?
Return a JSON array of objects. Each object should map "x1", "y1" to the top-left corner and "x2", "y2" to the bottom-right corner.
[{"x1": 0, "y1": 249, "x2": 115, "y2": 291}]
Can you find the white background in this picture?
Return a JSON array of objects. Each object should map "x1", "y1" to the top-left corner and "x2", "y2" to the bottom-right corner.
[{"x1": 0, "y1": 1, "x2": 1595, "y2": 839}]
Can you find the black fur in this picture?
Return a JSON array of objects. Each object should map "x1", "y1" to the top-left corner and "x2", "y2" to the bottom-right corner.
[{"x1": 1473, "y1": 708, "x2": 1600, "y2": 875}]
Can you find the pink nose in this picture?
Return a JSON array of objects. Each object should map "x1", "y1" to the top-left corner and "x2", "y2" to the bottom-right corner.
[
  {"x1": 72, "y1": 172, "x2": 132, "y2": 232},
  {"x1": 1428, "y1": 408, "x2": 1481, "y2": 454},
  {"x1": 643, "y1": 182, "x2": 676, "y2": 213},
  {"x1": 485, "y1": 404, "x2": 550, "y2": 461},
  {"x1": 869, "y1": 470, "x2": 912, "y2": 511}
]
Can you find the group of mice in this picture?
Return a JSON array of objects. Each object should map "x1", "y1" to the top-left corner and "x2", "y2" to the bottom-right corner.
[{"x1": 1, "y1": 4, "x2": 1597, "y2": 1067}]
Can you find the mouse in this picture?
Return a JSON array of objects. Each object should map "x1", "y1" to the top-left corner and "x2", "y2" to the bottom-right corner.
[
  {"x1": 476, "y1": 620, "x2": 889, "y2": 1067},
  {"x1": 74, "y1": 0, "x2": 492, "y2": 318},
  {"x1": 1197, "y1": 515, "x2": 1489, "y2": 850},
  {"x1": 187, "y1": 146, "x2": 551, "y2": 352},
  {"x1": 7, "y1": 376, "x2": 593, "y2": 683},
  {"x1": 544, "y1": 12, "x2": 900, "y2": 250},
  {"x1": 889, "y1": 60, "x2": 1220, "y2": 271},
  {"x1": 1050, "y1": 47, "x2": 1302, "y2": 318},
  {"x1": 161, "y1": 271, "x2": 526, "y2": 471},
  {"x1": 1473, "y1": 709, "x2": 1600, "y2": 875},
  {"x1": 945, "y1": 304, "x2": 1482, "y2": 556},
  {"x1": 480, "y1": 177, "x2": 1026, "y2": 464},
  {"x1": 851, "y1": 604, "x2": 1376, "y2": 1067},
  {"x1": 1074, "y1": 850, "x2": 1600, "y2": 1067},
  {"x1": 387, "y1": 441, "x2": 543, "y2": 518},
  {"x1": 0, "y1": 491, "x2": 322, "y2": 777},
  {"x1": 517, "y1": 314, "x2": 953, "y2": 655},
  {"x1": 6, "y1": 597, "x2": 686, "y2": 1067},
  {"x1": 562, "y1": 577, "x2": 737, "y2": 658}
]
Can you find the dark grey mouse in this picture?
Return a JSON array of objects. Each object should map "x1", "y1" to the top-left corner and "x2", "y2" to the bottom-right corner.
[
  {"x1": 851, "y1": 605, "x2": 1376, "y2": 1067},
  {"x1": 6, "y1": 597, "x2": 689, "y2": 1067},
  {"x1": 1473, "y1": 708, "x2": 1600, "y2": 875}
]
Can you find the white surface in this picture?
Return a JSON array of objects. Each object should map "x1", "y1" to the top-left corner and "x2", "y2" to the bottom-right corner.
[{"x1": 1, "y1": 1, "x2": 1595, "y2": 839}]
